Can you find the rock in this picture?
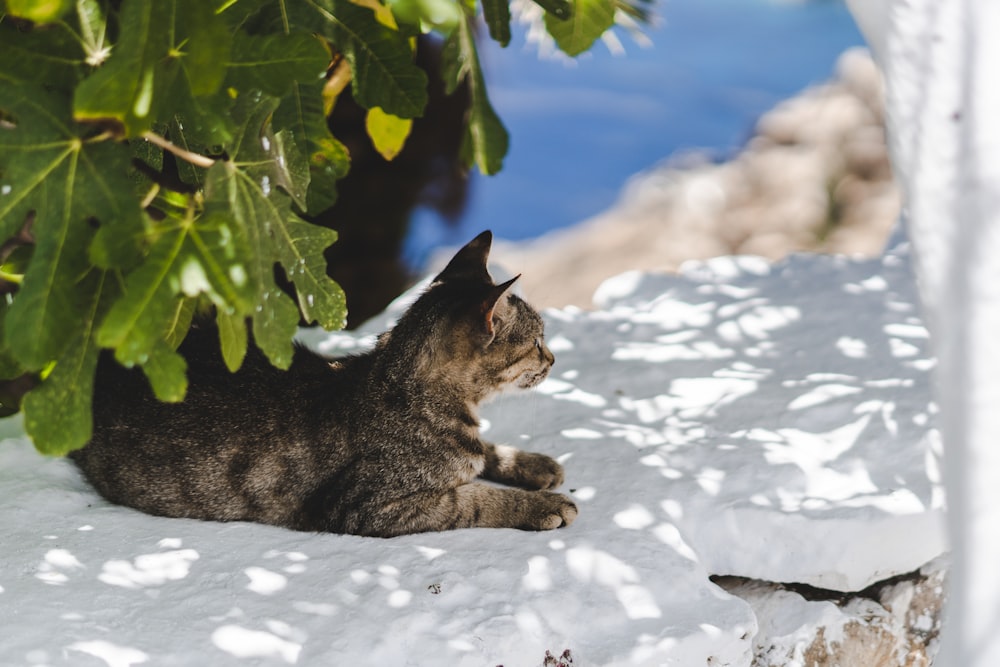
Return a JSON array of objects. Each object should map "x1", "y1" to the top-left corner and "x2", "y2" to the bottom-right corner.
[
  {"x1": 716, "y1": 556, "x2": 946, "y2": 666},
  {"x1": 755, "y1": 89, "x2": 873, "y2": 149},
  {"x1": 842, "y1": 125, "x2": 894, "y2": 179},
  {"x1": 835, "y1": 46, "x2": 885, "y2": 115},
  {"x1": 736, "y1": 231, "x2": 799, "y2": 260}
]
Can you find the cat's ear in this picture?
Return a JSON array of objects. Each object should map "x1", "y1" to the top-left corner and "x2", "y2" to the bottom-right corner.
[
  {"x1": 435, "y1": 230, "x2": 493, "y2": 284},
  {"x1": 479, "y1": 275, "x2": 519, "y2": 343}
]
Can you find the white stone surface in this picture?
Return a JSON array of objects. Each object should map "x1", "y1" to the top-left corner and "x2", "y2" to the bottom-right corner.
[
  {"x1": 0, "y1": 236, "x2": 944, "y2": 665},
  {"x1": 846, "y1": 1, "x2": 1000, "y2": 663}
]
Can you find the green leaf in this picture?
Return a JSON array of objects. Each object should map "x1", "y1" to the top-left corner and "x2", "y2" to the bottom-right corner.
[
  {"x1": 304, "y1": 166, "x2": 341, "y2": 215},
  {"x1": 176, "y1": 5, "x2": 233, "y2": 97},
  {"x1": 202, "y1": 160, "x2": 291, "y2": 366},
  {"x1": 126, "y1": 130, "x2": 165, "y2": 209},
  {"x1": 532, "y1": 0, "x2": 572, "y2": 20},
  {"x1": 217, "y1": 309, "x2": 248, "y2": 372},
  {"x1": 230, "y1": 93, "x2": 312, "y2": 211},
  {"x1": 97, "y1": 226, "x2": 188, "y2": 364},
  {"x1": 444, "y1": 15, "x2": 509, "y2": 175},
  {"x1": 21, "y1": 271, "x2": 107, "y2": 455},
  {"x1": 75, "y1": 0, "x2": 111, "y2": 66},
  {"x1": 440, "y1": 32, "x2": 466, "y2": 96},
  {"x1": 0, "y1": 85, "x2": 144, "y2": 369},
  {"x1": 251, "y1": 285, "x2": 300, "y2": 369},
  {"x1": 464, "y1": 86, "x2": 508, "y2": 176},
  {"x1": 164, "y1": 298, "x2": 196, "y2": 349},
  {"x1": 165, "y1": 82, "x2": 236, "y2": 154},
  {"x1": 107, "y1": 5, "x2": 237, "y2": 153},
  {"x1": 276, "y1": 216, "x2": 346, "y2": 329},
  {"x1": 204, "y1": 155, "x2": 345, "y2": 360},
  {"x1": 131, "y1": 132, "x2": 165, "y2": 177},
  {"x1": 139, "y1": 340, "x2": 188, "y2": 402},
  {"x1": 184, "y1": 215, "x2": 257, "y2": 307},
  {"x1": 365, "y1": 107, "x2": 412, "y2": 161},
  {"x1": 482, "y1": 0, "x2": 512, "y2": 47},
  {"x1": 353, "y1": 0, "x2": 399, "y2": 29},
  {"x1": 0, "y1": 20, "x2": 86, "y2": 88},
  {"x1": 0, "y1": 306, "x2": 25, "y2": 381},
  {"x1": 203, "y1": 93, "x2": 347, "y2": 365},
  {"x1": 273, "y1": 80, "x2": 351, "y2": 214},
  {"x1": 226, "y1": 31, "x2": 330, "y2": 98},
  {"x1": 387, "y1": 0, "x2": 461, "y2": 32},
  {"x1": 544, "y1": 0, "x2": 614, "y2": 56},
  {"x1": 73, "y1": 0, "x2": 231, "y2": 136},
  {"x1": 274, "y1": 84, "x2": 350, "y2": 177},
  {"x1": 4, "y1": 0, "x2": 73, "y2": 23},
  {"x1": 96, "y1": 211, "x2": 257, "y2": 365},
  {"x1": 89, "y1": 198, "x2": 149, "y2": 271},
  {"x1": 287, "y1": 0, "x2": 428, "y2": 119},
  {"x1": 72, "y1": 1, "x2": 172, "y2": 135},
  {"x1": 225, "y1": 96, "x2": 344, "y2": 328},
  {"x1": 0, "y1": 350, "x2": 24, "y2": 383},
  {"x1": 215, "y1": 0, "x2": 272, "y2": 28},
  {"x1": 165, "y1": 119, "x2": 204, "y2": 190},
  {"x1": 3, "y1": 170, "x2": 94, "y2": 369}
]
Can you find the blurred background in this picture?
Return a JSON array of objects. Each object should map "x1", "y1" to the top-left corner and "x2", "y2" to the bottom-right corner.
[{"x1": 320, "y1": 0, "x2": 899, "y2": 325}]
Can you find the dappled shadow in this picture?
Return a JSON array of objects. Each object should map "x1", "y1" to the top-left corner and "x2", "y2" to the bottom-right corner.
[
  {"x1": 0, "y1": 239, "x2": 940, "y2": 665},
  {"x1": 0, "y1": 425, "x2": 751, "y2": 666},
  {"x1": 505, "y1": 237, "x2": 942, "y2": 592}
]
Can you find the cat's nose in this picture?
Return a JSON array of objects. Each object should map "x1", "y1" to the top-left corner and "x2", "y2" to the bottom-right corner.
[{"x1": 540, "y1": 343, "x2": 554, "y2": 367}]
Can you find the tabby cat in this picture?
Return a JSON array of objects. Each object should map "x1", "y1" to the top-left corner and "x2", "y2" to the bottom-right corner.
[{"x1": 71, "y1": 231, "x2": 578, "y2": 537}]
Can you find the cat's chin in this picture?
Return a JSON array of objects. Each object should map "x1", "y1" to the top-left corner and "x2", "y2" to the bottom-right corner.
[
  {"x1": 482, "y1": 373, "x2": 547, "y2": 404},
  {"x1": 517, "y1": 370, "x2": 550, "y2": 390}
]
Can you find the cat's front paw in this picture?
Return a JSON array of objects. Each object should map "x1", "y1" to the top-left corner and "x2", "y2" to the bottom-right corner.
[
  {"x1": 514, "y1": 451, "x2": 565, "y2": 490},
  {"x1": 526, "y1": 491, "x2": 578, "y2": 530},
  {"x1": 482, "y1": 444, "x2": 566, "y2": 490}
]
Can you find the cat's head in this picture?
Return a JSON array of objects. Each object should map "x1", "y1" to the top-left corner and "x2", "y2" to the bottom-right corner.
[{"x1": 390, "y1": 231, "x2": 555, "y2": 401}]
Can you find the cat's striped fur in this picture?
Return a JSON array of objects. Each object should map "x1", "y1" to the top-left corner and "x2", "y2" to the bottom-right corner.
[{"x1": 71, "y1": 231, "x2": 578, "y2": 536}]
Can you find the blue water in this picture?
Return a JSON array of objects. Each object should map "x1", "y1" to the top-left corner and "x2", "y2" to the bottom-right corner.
[{"x1": 404, "y1": 0, "x2": 865, "y2": 266}]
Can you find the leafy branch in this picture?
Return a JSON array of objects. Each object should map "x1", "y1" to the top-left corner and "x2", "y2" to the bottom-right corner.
[{"x1": 0, "y1": 0, "x2": 631, "y2": 456}]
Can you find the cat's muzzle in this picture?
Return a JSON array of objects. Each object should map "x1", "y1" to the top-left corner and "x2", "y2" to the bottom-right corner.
[{"x1": 518, "y1": 366, "x2": 551, "y2": 389}]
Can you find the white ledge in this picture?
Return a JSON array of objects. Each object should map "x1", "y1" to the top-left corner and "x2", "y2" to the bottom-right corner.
[{"x1": 0, "y1": 236, "x2": 943, "y2": 665}]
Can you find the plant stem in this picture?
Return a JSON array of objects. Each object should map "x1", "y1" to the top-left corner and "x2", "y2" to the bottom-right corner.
[
  {"x1": 141, "y1": 132, "x2": 216, "y2": 169},
  {"x1": 0, "y1": 270, "x2": 23, "y2": 285},
  {"x1": 140, "y1": 184, "x2": 160, "y2": 209}
]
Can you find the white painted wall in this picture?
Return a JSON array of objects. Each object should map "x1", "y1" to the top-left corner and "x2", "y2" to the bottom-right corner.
[{"x1": 845, "y1": 1, "x2": 1000, "y2": 663}]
